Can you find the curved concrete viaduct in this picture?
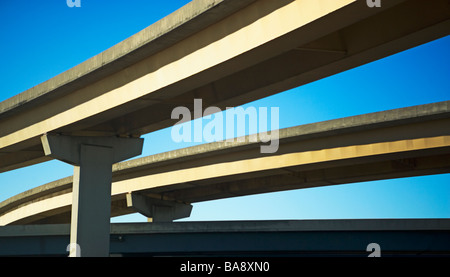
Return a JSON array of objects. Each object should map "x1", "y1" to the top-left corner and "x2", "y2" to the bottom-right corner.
[
  {"x1": 1, "y1": 101, "x2": 449, "y2": 225},
  {"x1": 1, "y1": 0, "x2": 449, "y2": 172},
  {"x1": 1, "y1": 0, "x2": 449, "y2": 256}
]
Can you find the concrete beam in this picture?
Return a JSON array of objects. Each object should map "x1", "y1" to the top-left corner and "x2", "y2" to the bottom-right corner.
[
  {"x1": 41, "y1": 134, "x2": 143, "y2": 257},
  {"x1": 2, "y1": 0, "x2": 449, "y2": 173},
  {"x1": 126, "y1": 193, "x2": 192, "y2": 222},
  {"x1": 0, "y1": 219, "x2": 449, "y2": 257},
  {"x1": 1, "y1": 102, "x2": 449, "y2": 226}
]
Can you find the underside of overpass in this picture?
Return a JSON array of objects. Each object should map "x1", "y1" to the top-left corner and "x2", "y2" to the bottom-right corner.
[
  {"x1": 1, "y1": 101, "x2": 449, "y2": 226},
  {"x1": 1, "y1": 0, "x2": 449, "y2": 173},
  {"x1": 1, "y1": 0, "x2": 449, "y2": 257}
]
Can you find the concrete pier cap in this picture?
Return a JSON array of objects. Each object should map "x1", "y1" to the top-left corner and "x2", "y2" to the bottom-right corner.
[
  {"x1": 41, "y1": 134, "x2": 144, "y2": 165},
  {"x1": 126, "y1": 192, "x2": 193, "y2": 222}
]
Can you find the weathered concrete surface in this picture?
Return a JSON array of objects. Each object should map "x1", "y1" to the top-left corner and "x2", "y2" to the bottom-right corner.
[
  {"x1": 1, "y1": 0, "x2": 449, "y2": 172},
  {"x1": 1, "y1": 101, "x2": 449, "y2": 225}
]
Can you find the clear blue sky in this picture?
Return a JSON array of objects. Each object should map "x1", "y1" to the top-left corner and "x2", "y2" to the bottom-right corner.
[{"x1": 0, "y1": 1, "x2": 449, "y2": 223}]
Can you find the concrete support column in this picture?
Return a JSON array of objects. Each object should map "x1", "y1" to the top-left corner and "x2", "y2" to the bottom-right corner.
[
  {"x1": 70, "y1": 144, "x2": 113, "y2": 257},
  {"x1": 41, "y1": 134, "x2": 143, "y2": 257}
]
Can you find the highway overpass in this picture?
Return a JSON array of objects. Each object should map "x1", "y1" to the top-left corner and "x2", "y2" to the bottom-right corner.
[
  {"x1": 1, "y1": 0, "x2": 449, "y2": 256},
  {"x1": 1, "y1": 101, "x2": 449, "y2": 225},
  {"x1": 1, "y1": 0, "x2": 449, "y2": 172}
]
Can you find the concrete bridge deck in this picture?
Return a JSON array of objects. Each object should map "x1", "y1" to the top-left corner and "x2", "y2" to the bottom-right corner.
[
  {"x1": 1, "y1": 101, "x2": 449, "y2": 225},
  {"x1": 1, "y1": 0, "x2": 449, "y2": 173}
]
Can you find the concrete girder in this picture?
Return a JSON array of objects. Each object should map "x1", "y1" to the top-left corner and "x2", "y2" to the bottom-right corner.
[
  {"x1": 1, "y1": 102, "x2": 449, "y2": 226},
  {"x1": 1, "y1": 0, "x2": 450, "y2": 173},
  {"x1": 1, "y1": 219, "x2": 450, "y2": 257}
]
